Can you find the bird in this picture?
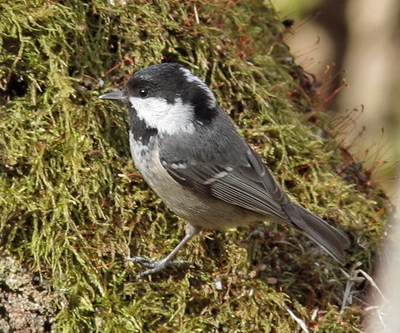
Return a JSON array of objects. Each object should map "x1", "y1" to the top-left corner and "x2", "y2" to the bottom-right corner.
[{"x1": 100, "y1": 63, "x2": 350, "y2": 279}]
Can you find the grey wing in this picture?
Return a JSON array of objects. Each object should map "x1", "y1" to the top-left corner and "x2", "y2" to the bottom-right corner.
[
  {"x1": 161, "y1": 143, "x2": 350, "y2": 264},
  {"x1": 160, "y1": 145, "x2": 290, "y2": 222}
]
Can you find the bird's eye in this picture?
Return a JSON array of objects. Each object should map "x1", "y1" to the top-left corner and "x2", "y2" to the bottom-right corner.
[{"x1": 139, "y1": 88, "x2": 149, "y2": 98}]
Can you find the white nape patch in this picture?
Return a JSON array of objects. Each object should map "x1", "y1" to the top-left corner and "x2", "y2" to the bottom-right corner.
[
  {"x1": 179, "y1": 67, "x2": 217, "y2": 109},
  {"x1": 129, "y1": 96, "x2": 195, "y2": 135}
]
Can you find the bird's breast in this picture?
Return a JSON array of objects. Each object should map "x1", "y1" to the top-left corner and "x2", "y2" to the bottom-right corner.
[{"x1": 128, "y1": 131, "x2": 261, "y2": 229}]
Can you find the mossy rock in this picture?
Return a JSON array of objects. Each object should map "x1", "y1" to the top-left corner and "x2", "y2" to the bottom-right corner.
[{"x1": 0, "y1": 0, "x2": 387, "y2": 332}]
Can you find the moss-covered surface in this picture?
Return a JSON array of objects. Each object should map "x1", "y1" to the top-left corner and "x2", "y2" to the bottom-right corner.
[{"x1": 0, "y1": 0, "x2": 388, "y2": 332}]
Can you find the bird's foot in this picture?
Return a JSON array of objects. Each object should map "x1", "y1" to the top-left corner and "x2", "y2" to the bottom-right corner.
[{"x1": 125, "y1": 256, "x2": 191, "y2": 279}]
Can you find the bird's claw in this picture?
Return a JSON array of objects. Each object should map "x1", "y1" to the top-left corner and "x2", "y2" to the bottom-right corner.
[{"x1": 125, "y1": 256, "x2": 191, "y2": 279}]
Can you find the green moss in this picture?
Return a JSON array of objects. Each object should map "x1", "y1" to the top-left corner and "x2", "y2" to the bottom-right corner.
[{"x1": 0, "y1": 0, "x2": 388, "y2": 332}]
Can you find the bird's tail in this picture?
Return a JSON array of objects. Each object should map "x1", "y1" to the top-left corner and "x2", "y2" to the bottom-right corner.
[{"x1": 282, "y1": 203, "x2": 350, "y2": 264}]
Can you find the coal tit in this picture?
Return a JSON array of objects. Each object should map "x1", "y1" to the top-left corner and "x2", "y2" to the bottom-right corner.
[{"x1": 100, "y1": 63, "x2": 350, "y2": 279}]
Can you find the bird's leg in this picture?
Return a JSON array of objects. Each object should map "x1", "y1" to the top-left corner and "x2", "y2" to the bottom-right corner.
[{"x1": 126, "y1": 224, "x2": 201, "y2": 279}]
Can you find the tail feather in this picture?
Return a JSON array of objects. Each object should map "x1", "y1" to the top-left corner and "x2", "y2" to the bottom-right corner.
[{"x1": 282, "y1": 203, "x2": 350, "y2": 264}]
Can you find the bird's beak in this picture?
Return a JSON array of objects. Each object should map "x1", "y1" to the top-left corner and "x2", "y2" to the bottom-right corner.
[{"x1": 99, "y1": 90, "x2": 129, "y2": 103}]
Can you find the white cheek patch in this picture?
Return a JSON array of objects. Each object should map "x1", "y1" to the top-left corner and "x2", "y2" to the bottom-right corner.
[{"x1": 129, "y1": 96, "x2": 195, "y2": 135}]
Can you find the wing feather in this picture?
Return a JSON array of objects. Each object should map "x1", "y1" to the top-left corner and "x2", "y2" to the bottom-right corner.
[
  {"x1": 161, "y1": 145, "x2": 288, "y2": 221},
  {"x1": 159, "y1": 132, "x2": 350, "y2": 264}
]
